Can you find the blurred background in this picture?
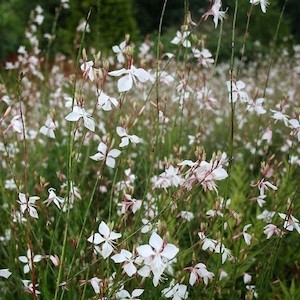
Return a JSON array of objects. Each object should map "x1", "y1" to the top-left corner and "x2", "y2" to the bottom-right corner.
[{"x1": 0, "y1": 0, "x2": 299, "y2": 62}]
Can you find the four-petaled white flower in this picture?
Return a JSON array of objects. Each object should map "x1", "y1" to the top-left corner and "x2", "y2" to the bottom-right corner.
[
  {"x1": 153, "y1": 165, "x2": 183, "y2": 190},
  {"x1": 43, "y1": 188, "x2": 64, "y2": 209},
  {"x1": 80, "y1": 60, "x2": 95, "y2": 81},
  {"x1": 185, "y1": 263, "x2": 214, "y2": 286},
  {"x1": 18, "y1": 193, "x2": 39, "y2": 219},
  {"x1": 171, "y1": 31, "x2": 191, "y2": 48},
  {"x1": 118, "y1": 194, "x2": 142, "y2": 215},
  {"x1": 161, "y1": 279, "x2": 188, "y2": 300},
  {"x1": 112, "y1": 40, "x2": 127, "y2": 64},
  {"x1": 278, "y1": 213, "x2": 300, "y2": 234},
  {"x1": 65, "y1": 105, "x2": 95, "y2": 132},
  {"x1": 108, "y1": 65, "x2": 150, "y2": 93},
  {"x1": 87, "y1": 221, "x2": 122, "y2": 259},
  {"x1": 226, "y1": 80, "x2": 249, "y2": 103},
  {"x1": 247, "y1": 98, "x2": 266, "y2": 115},
  {"x1": 116, "y1": 127, "x2": 142, "y2": 147},
  {"x1": 98, "y1": 91, "x2": 119, "y2": 111},
  {"x1": 19, "y1": 249, "x2": 43, "y2": 274},
  {"x1": 137, "y1": 231, "x2": 179, "y2": 286},
  {"x1": 40, "y1": 118, "x2": 56, "y2": 139},
  {"x1": 263, "y1": 224, "x2": 283, "y2": 239},
  {"x1": 111, "y1": 249, "x2": 137, "y2": 277},
  {"x1": 90, "y1": 142, "x2": 121, "y2": 168},
  {"x1": 89, "y1": 277, "x2": 102, "y2": 294},
  {"x1": 22, "y1": 280, "x2": 41, "y2": 295},
  {"x1": 204, "y1": 0, "x2": 227, "y2": 28},
  {"x1": 116, "y1": 288, "x2": 144, "y2": 300}
]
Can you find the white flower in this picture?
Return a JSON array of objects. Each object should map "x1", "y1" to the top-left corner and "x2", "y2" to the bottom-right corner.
[
  {"x1": 43, "y1": 188, "x2": 64, "y2": 209},
  {"x1": 18, "y1": 193, "x2": 39, "y2": 219},
  {"x1": 250, "y1": 0, "x2": 269, "y2": 13},
  {"x1": 192, "y1": 48, "x2": 214, "y2": 67},
  {"x1": 90, "y1": 142, "x2": 121, "y2": 168},
  {"x1": 214, "y1": 242, "x2": 232, "y2": 264},
  {"x1": 65, "y1": 106, "x2": 95, "y2": 132},
  {"x1": 22, "y1": 280, "x2": 41, "y2": 295},
  {"x1": 204, "y1": 0, "x2": 227, "y2": 28},
  {"x1": 162, "y1": 279, "x2": 188, "y2": 299},
  {"x1": 243, "y1": 273, "x2": 252, "y2": 284},
  {"x1": 118, "y1": 194, "x2": 142, "y2": 215},
  {"x1": 278, "y1": 213, "x2": 300, "y2": 234},
  {"x1": 116, "y1": 127, "x2": 142, "y2": 147},
  {"x1": 186, "y1": 263, "x2": 214, "y2": 286},
  {"x1": 87, "y1": 221, "x2": 122, "y2": 259},
  {"x1": 19, "y1": 249, "x2": 43, "y2": 274},
  {"x1": 108, "y1": 65, "x2": 150, "y2": 93},
  {"x1": 288, "y1": 117, "x2": 300, "y2": 142},
  {"x1": 90, "y1": 277, "x2": 102, "y2": 294},
  {"x1": 137, "y1": 232, "x2": 179, "y2": 286},
  {"x1": 98, "y1": 92, "x2": 119, "y2": 111},
  {"x1": 179, "y1": 211, "x2": 194, "y2": 221},
  {"x1": 242, "y1": 224, "x2": 252, "y2": 245},
  {"x1": 227, "y1": 80, "x2": 249, "y2": 103},
  {"x1": 40, "y1": 118, "x2": 56, "y2": 139},
  {"x1": 247, "y1": 98, "x2": 266, "y2": 115},
  {"x1": 171, "y1": 31, "x2": 191, "y2": 48},
  {"x1": 80, "y1": 60, "x2": 95, "y2": 81},
  {"x1": 111, "y1": 249, "x2": 137, "y2": 277},
  {"x1": 263, "y1": 224, "x2": 282, "y2": 239},
  {"x1": 153, "y1": 165, "x2": 183, "y2": 190},
  {"x1": 0, "y1": 269, "x2": 11, "y2": 279},
  {"x1": 112, "y1": 40, "x2": 127, "y2": 64}
]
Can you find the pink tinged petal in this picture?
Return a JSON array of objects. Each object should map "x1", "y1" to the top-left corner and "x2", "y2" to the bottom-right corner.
[
  {"x1": 90, "y1": 153, "x2": 105, "y2": 161},
  {"x1": 149, "y1": 232, "x2": 163, "y2": 251},
  {"x1": 136, "y1": 245, "x2": 155, "y2": 257},
  {"x1": 83, "y1": 116, "x2": 95, "y2": 132},
  {"x1": 236, "y1": 80, "x2": 246, "y2": 90},
  {"x1": 98, "y1": 221, "x2": 110, "y2": 238},
  {"x1": 87, "y1": 233, "x2": 104, "y2": 245},
  {"x1": 123, "y1": 262, "x2": 137, "y2": 276},
  {"x1": 0, "y1": 269, "x2": 11, "y2": 279},
  {"x1": 161, "y1": 244, "x2": 179, "y2": 260},
  {"x1": 106, "y1": 157, "x2": 116, "y2": 168},
  {"x1": 118, "y1": 74, "x2": 133, "y2": 92},
  {"x1": 133, "y1": 67, "x2": 150, "y2": 83},
  {"x1": 189, "y1": 272, "x2": 197, "y2": 286},
  {"x1": 108, "y1": 149, "x2": 121, "y2": 158},
  {"x1": 101, "y1": 242, "x2": 113, "y2": 259},
  {"x1": 108, "y1": 68, "x2": 128, "y2": 77}
]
